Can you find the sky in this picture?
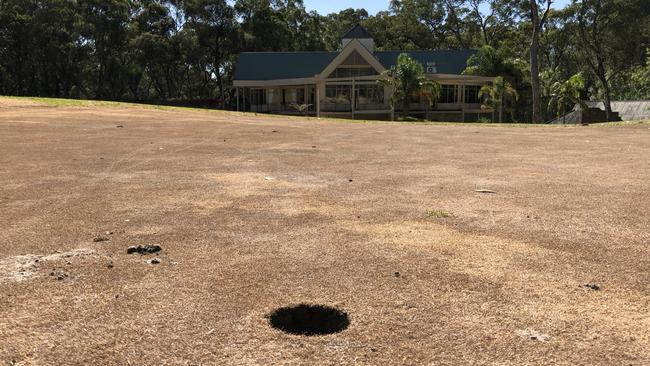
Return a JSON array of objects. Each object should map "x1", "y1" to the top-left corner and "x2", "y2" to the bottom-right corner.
[{"x1": 302, "y1": 0, "x2": 573, "y2": 16}]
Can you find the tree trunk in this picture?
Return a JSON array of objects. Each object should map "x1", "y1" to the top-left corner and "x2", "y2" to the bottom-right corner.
[
  {"x1": 529, "y1": 0, "x2": 550, "y2": 124},
  {"x1": 216, "y1": 71, "x2": 225, "y2": 109},
  {"x1": 595, "y1": 59, "x2": 613, "y2": 121},
  {"x1": 499, "y1": 93, "x2": 503, "y2": 123},
  {"x1": 530, "y1": 22, "x2": 541, "y2": 123},
  {"x1": 214, "y1": 43, "x2": 225, "y2": 109},
  {"x1": 403, "y1": 99, "x2": 409, "y2": 120},
  {"x1": 601, "y1": 80, "x2": 613, "y2": 121}
]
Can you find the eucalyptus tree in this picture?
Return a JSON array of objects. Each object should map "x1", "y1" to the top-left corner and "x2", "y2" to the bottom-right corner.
[
  {"x1": 78, "y1": 0, "x2": 136, "y2": 99},
  {"x1": 465, "y1": 0, "x2": 518, "y2": 48},
  {"x1": 183, "y1": 0, "x2": 238, "y2": 105},
  {"x1": 385, "y1": 0, "x2": 439, "y2": 50},
  {"x1": 526, "y1": 0, "x2": 553, "y2": 123},
  {"x1": 234, "y1": 0, "x2": 291, "y2": 51},
  {"x1": 442, "y1": 0, "x2": 474, "y2": 48},
  {"x1": 131, "y1": 0, "x2": 179, "y2": 99},
  {"x1": 0, "y1": 0, "x2": 87, "y2": 97},
  {"x1": 625, "y1": 52, "x2": 650, "y2": 100},
  {"x1": 572, "y1": 0, "x2": 650, "y2": 120}
]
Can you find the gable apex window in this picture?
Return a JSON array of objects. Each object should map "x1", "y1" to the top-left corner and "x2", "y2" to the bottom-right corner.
[
  {"x1": 327, "y1": 50, "x2": 379, "y2": 78},
  {"x1": 341, "y1": 51, "x2": 370, "y2": 66}
]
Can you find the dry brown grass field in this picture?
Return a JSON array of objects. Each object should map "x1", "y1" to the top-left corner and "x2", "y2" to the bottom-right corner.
[{"x1": 0, "y1": 97, "x2": 648, "y2": 365}]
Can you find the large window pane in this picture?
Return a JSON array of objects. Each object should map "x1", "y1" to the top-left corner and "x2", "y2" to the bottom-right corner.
[
  {"x1": 465, "y1": 85, "x2": 481, "y2": 104},
  {"x1": 357, "y1": 85, "x2": 384, "y2": 105},
  {"x1": 325, "y1": 85, "x2": 351, "y2": 102},
  {"x1": 283, "y1": 88, "x2": 305, "y2": 104},
  {"x1": 251, "y1": 89, "x2": 266, "y2": 105},
  {"x1": 268, "y1": 88, "x2": 282, "y2": 104},
  {"x1": 440, "y1": 84, "x2": 457, "y2": 104},
  {"x1": 328, "y1": 67, "x2": 378, "y2": 79}
]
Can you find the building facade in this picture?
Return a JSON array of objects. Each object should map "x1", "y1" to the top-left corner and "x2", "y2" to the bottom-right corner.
[{"x1": 233, "y1": 25, "x2": 494, "y2": 121}]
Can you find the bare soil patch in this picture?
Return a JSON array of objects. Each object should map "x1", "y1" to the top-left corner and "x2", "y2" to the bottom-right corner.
[{"x1": 0, "y1": 249, "x2": 97, "y2": 284}]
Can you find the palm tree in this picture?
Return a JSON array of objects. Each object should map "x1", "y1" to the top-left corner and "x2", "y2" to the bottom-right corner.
[
  {"x1": 289, "y1": 103, "x2": 313, "y2": 116},
  {"x1": 548, "y1": 73, "x2": 586, "y2": 124},
  {"x1": 378, "y1": 53, "x2": 441, "y2": 120},
  {"x1": 479, "y1": 76, "x2": 519, "y2": 123},
  {"x1": 419, "y1": 79, "x2": 442, "y2": 121}
]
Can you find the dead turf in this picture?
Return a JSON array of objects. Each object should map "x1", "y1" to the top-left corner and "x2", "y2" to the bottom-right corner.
[{"x1": 0, "y1": 98, "x2": 648, "y2": 365}]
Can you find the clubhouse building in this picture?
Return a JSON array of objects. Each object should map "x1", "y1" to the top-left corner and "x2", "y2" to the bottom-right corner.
[{"x1": 233, "y1": 25, "x2": 494, "y2": 121}]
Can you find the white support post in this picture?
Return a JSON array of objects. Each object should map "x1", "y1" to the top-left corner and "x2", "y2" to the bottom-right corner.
[
  {"x1": 461, "y1": 83, "x2": 466, "y2": 123},
  {"x1": 303, "y1": 86, "x2": 308, "y2": 107},
  {"x1": 386, "y1": 83, "x2": 395, "y2": 121},
  {"x1": 316, "y1": 83, "x2": 321, "y2": 118},
  {"x1": 351, "y1": 79, "x2": 356, "y2": 120}
]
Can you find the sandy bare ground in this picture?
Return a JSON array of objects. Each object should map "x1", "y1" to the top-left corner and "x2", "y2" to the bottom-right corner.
[{"x1": 0, "y1": 98, "x2": 648, "y2": 365}]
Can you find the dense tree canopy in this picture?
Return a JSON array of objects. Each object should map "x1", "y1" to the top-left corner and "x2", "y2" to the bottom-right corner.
[{"x1": 0, "y1": 0, "x2": 648, "y2": 121}]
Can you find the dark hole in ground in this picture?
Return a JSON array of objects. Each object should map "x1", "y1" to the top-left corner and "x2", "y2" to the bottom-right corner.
[
  {"x1": 268, "y1": 304, "x2": 349, "y2": 336},
  {"x1": 127, "y1": 244, "x2": 162, "y2": 255}
]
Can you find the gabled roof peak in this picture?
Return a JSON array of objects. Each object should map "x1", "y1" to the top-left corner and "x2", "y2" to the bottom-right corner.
[{"x1": 342, "y1": 24, "x2": 373, "y2": 40}]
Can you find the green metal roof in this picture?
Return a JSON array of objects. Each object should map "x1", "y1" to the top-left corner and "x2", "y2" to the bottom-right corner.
[
  {"x1": 375, "y1": 50, "x2": 476, "y2": 75},
  {"x1": 234, "y1": 52, "x2": 338, "y2": 81},
  {"x1": 233, "y1": 49, "x2": 475, "y2": 81}
]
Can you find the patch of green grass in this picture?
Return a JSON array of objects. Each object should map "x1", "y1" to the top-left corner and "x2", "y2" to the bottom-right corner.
[
  {"x1": 5, "y1": 96, "x2": 646, "y2": 128},
  {"x1": 590, "y1": 119, "x2": 650, "y2": 127},
  {"x1": 31, "y1": 97, "x2": 200, "y2": 111},
  {"x1": 3, "y1": 96, "x2": 231, "y2": 114},
  {"x1": 23, "y1": 96, "x2": 128, "y2": 107},
  {"x1": 426, "y1": 209, "x2": 455, "y2": 218},
  {"x1": 317, "y1": 116, "x2": 556, "y2": 127}
]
